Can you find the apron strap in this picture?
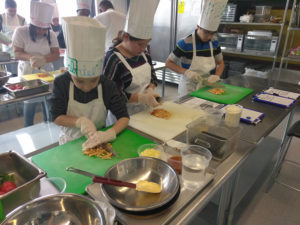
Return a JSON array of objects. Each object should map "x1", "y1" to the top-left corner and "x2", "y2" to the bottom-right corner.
[
  {"x1": 69, "y1": 82, "x2": 74, "y2": 101},
  {"x1": 97, "y1": 83, "x2": 103, "y2": 100},
  {"x1": 209, "y1": 42, "x2": 214, "y2": 57},
  {"x1": 192, "y1": 32, "x2": 214, "y2": 58},
  {"x1": 141, "y1": 52, "x2": 148, "y2": 62},
  {"x1": 115, "y1": 51, "x2": 149, "y2": 72},
  {"x1": 192, "y1": 32, "x2": 196, "y2": 58},
  {"x1": 114, "y1": 51, "x2": 133, "y2": 73}
]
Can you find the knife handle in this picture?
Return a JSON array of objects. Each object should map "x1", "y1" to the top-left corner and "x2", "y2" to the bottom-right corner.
[{"x1": 92, "y1": 176, "x2": 136, "y2": 189}]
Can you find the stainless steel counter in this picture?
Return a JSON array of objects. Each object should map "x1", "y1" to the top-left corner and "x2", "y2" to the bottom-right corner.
[
  {"x1": 14, "y1": 76, "x2": 299, "y2": 225},
  {"x1": 224, "y1": 76, "x2": 300, "y2": 144}
]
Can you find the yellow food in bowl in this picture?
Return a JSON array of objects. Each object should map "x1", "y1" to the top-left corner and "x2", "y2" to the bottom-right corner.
[{"x1": 140, "y1": 148, "x2": 161, "y2": 159}]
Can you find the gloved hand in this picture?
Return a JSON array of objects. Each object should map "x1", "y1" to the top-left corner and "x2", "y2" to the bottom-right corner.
[
  {"x1": 184, "y1": 70, "x2": 202, "y2": 82},
  {"x1": 75, "y1": 116, "x2": 97, "y2": 137},
  {"x1": 30, "y1": 55, "x2": 46, "y2": 69},
  {"x1": 138, "y1": 91, "x2": 160, "y2": 107},
  {"x1": 207, "y1": 75, "x2": 220, "y2": 83},
  {"x1": 82, "y1": 128, "x2": 116, "y2": 150}
]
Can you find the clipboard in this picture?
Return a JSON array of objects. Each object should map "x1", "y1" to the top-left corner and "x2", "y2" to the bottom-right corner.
[
  {"x1": 254, "y1": 93, "x2": 296, "y2": 108},
  {"x1": 240, "y1": 108, "x2": 264, "y2": 125},
  {"x1": 220, "y1": 105, "x2": 264, "y2": 125},
  {"x1": 263, "y1": 87, "x2": 300, "y2": 100}
]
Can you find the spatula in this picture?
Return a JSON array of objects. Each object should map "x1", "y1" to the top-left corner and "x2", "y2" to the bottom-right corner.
[{"x1": 66, "y1": 167, "x2": 161, "y2": 193}]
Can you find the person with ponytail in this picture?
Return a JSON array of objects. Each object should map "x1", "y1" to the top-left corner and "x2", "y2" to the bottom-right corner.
[{"x1": 12, "y1": 2, "x2": 59, "y2": 127}]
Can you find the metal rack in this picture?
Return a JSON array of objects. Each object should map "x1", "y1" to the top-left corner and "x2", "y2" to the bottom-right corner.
[
  {"x1": 274, "y1": 0, "x2": 300, "y2": 85},
  {"x1": 219, "y1": 0, "x2": 291, "y2": 80}
]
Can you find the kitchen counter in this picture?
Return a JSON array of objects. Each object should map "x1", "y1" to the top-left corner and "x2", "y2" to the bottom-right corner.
[{"x1": 6, "y1": 76, "x2": 299, "y2": 225}]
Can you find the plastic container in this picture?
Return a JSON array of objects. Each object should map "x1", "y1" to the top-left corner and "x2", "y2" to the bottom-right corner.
[
  {"x1": 255, "y1": 6, "x2": 272, "y2": 16},
  {"x1": 186, "y1": 117, "x2": 242, "y2": 161},
  {"x1": 181, "y1": 145, "x2": 212, "y2": 188},
  {"x1": 137, "y1": 143, "x2": 165, "y2": 160},
  {"x1": 224, "y1": 104, "x2": 243, "y2": 128}
]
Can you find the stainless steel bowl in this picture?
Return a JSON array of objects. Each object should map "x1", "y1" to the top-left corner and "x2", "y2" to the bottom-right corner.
[
  {"x1": 0, "y1": 71, "x2": 11, "y2": 88},
  {"x1": 1, "y1": 193, "x2": 106, "y2": 225},
  {"x1": 101, "y1": 157, "x2": 180, "y2": 212}
]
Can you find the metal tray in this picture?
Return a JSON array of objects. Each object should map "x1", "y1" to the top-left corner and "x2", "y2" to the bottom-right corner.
[
  {"x1": 0, "y1": 151, "x2": 47, "y2": 216},
  {"x1": 4, "y1": 79, "x2": 49, "y2": 98}
]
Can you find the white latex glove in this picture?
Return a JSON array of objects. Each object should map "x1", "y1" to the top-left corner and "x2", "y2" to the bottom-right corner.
[
  {"x1": 82, "y1": 128, "x2": 116, "y2": 150},
  {"x1": 75, "y1": 116, "x2": 97, "y2": 137},
  {"x1": 207, "y1": 75, "x2": 220, "y2": 83},
  {"x1": 30, "y1": 55, "x2": 46, "y2": 69},
  {"x1": 138, "y1": 91, "x2": 160, "y2": 108},
  {"x1": 184, "y1": 70, "x2": 202, "y2": 82}
]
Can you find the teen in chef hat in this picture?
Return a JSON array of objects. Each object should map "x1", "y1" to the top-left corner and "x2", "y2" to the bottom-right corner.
[
  {"x1": 102, "y1": 0, "x2": 161, "y2": 126},
  {"x1": 51, "y1": 16, "x2": 129, "y2": 148},
  {"x1": 76, "y1": 0, "x2": 92, "y2": 16},
  {"x1": 165, "y1": 0, "x2": 228, "y2": 97}
]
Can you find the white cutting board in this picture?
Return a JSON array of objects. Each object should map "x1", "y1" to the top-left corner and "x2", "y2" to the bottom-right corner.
[{"x1": 129, "y1": 101, "x2": 205, "y2": 142}]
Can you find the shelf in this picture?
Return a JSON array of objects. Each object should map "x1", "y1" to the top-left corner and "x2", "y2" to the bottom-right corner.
[
  {"x1": 282, "y1": 56, "x2": 300, "y2": 62},
  {"x1": 288, "y1": 27, "x2": 300, "y2": 31},
  {"x1": 222, "y1": 50, "x2": 276, "y2": 59},
  {"x1": 220, "y1": 22, "x2": 283, "y2": 26}
]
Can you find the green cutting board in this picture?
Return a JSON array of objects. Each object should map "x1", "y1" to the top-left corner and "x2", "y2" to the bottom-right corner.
[
  {"x1": 31, "y1": 129, "x2": 154, "y2": 194},
  {"x1": 190, "y1": 82, "x2": 254, "y2": 104}
]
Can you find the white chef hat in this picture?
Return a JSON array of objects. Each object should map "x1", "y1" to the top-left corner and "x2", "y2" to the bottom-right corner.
[
  {"x1": 40, "y1": 0, "x2": 59, "y2": 18},
  {"x1": 124, "y1": 0, "x2": 160, "y2": 39},
  {"x1": 197, "y1": 0, "x2": 228, "y2": 31},
  {"x1": 30, "y1": 2, "x2": 54, "y2": 28},
  {"x1": 52, "y1": 4, "x2": 59, "y2": 18},
  {"x1": 62, "y1": 16, "x2": 106, "y2": 77},
  {"x1": 76, "y1": 0, "x2": 92, "y2": 11}
]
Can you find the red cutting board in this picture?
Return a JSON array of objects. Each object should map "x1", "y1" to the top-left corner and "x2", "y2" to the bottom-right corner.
[{"x1": 31, "y1": 129, "x2": 154, "y2": 194}]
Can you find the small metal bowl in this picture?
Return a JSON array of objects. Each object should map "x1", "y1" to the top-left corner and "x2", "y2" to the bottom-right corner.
[
  {"x1": 1, "y1": 193, "x2": 106, "y2": 225},
  {"x1": 101, "y1": 157, "x2": 180, "y2": 212}
]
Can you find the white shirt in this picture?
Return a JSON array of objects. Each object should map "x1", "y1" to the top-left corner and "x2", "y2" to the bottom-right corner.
[
  {"x1": 12, "y1": 25, "x2": 59, "y2": 56},
  {"x1": 95, "y1": 9, "x2": 126, "y2": 52}
]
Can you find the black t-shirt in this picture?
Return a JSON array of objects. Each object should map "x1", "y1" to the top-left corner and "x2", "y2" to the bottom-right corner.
[{"x1": 50, "y1": 72, "x2": 129, "y2": 121}]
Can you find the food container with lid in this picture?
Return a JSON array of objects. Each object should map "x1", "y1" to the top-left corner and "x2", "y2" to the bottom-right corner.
[{"x1": 186, "y1": 117, "x2": 242, "y2": 161}]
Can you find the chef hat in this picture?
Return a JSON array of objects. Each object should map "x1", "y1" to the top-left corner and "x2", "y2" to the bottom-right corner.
[
  {"x1": 62, "y1": 16, "x2": 106, "y2": 77},
  {"x1": 52, "y1": 3, "x2": 59, "y2": 18},
  {"x1": 124, "y1": 0, "x2": 160, "y2": 39},
  {"x1": 198, "y1": 0, "x2": 228, "y2": 31},
  {"x1": 40, "y1": 0, "x2": 59, "y2": 18},
  {"x1": 76, "y1": 0, "x2": 92, "y2": 11},
  {"x1": 30, "y1": 1, "x2": 54, "y2": 28}
]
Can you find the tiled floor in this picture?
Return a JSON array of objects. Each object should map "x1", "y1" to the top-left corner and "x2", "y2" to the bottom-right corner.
[{"x1": 0, "y1": 80, "x2": 300, "y2": 225}]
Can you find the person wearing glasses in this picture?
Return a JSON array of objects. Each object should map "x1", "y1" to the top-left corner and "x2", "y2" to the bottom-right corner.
[{"x1": 165, "y1": 0, "x2": 227, "y2": 97}]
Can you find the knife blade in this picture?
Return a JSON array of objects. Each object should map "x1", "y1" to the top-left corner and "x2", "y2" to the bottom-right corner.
[
  {"x1": 66, "y1": 166, "x2": 98, "y2": 178},
  {"x1": 101, "y1": 143, "x2": 118, "y2": 157}
]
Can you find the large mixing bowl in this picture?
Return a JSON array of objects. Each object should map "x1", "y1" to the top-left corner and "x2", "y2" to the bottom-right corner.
[
  {"x1": 101, "y1": 157, "x2": 180, "y2": 212},
  {"x1": 1, "y1": 193, "x2": 106, "y2": 225}
]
